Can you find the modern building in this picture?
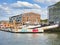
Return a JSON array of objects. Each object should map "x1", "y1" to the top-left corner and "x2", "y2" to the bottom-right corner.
[
  {"x1": 9, "y1": 14, "x2": 23, "y2": 23},
  {"x1": 48, "y1": 2, "x2": 60, "y2": 24},
  {"x1": 9, "y1": 12, "x2": 41, "y2": 25}
]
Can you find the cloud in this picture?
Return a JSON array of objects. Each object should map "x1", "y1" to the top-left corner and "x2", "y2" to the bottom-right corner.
[
  {"x1": 11, "y1": 1, "x2": 41, "y2": 9},
  {"x1": 3, "y1": 3, "x2": 7, "y2": 5},
  {"x1": 0, "y1": 1, "x2": 48, "y2": 20},
  {"x1": 0, "y1": 4, "x2": 12, "y2": 14},
  {"x1": 34, "y1": 0, "x2": 60, "y2": 5},
  {"x1": 13, "y1": 9, "x2": 48, "y2": 20}
]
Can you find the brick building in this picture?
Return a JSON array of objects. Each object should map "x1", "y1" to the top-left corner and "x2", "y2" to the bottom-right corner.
[
  {"x1": 22, "y1": 12, "x2": 41, "y2": 25},
  {"x1": 0, "y1": 21, "x2": 12, "y2": 29},
  {"x1": 9, "y1": 12, "x2": 41, "y2": 25}
]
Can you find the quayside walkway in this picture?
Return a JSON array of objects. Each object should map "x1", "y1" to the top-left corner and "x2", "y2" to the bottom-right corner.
[
  {"x1": 41, "y1": 24, "x2": 59, "y2": 30},
  {"x1": 0, "y1": 24, "x2": 59, "y2": 33}
]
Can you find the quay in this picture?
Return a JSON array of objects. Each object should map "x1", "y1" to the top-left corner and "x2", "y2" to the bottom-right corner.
[{"x1": 0, "y1": 24, "x2": 59, "y2": 33}]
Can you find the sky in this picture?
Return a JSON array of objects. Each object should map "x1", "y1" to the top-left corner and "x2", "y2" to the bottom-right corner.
[{"x1": 0, "y1": 0, "x2": 60, "y2": 21}]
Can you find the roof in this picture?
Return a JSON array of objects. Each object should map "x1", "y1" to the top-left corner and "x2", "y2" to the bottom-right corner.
[
  {"x1": 23, "y1": 12, "x2": 40, "y2": 16},
  {"x1": 10, "y1": 12, "x2": 40, "y2": 18},
  {"x1": 48, "y1": 1, "x2": 60, "y2": 8}
]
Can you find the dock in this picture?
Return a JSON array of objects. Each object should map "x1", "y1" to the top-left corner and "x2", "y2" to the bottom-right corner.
[{"x1": 0, "y1": 24, "x2": 59, "y2": 33}]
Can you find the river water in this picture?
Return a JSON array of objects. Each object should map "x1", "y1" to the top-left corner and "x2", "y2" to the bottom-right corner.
[{"x1": 0, "y1": 31, "x2": 60, "y2": 45}]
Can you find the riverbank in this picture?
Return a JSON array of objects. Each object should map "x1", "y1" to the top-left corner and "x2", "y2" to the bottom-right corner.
[
  {"x1": 44, "y1": 27, "x2": 60, "y2": 33},
  {"x1": 0, "y1": 24, "x2": 59, "y2": 33},
  {"x1": 0, "y1": 28, "x2": 60, "y2": 33}
]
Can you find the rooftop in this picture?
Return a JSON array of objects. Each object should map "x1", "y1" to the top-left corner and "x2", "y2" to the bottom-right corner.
[
  {"x1": 48, "y1": 1, "x2": 60, "y2": 8},
  {"x1": 10, "y1": 12, "x2": 40, "y2": 18}
]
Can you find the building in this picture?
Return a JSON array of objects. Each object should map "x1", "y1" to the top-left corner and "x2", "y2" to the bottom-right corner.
[
  {"x1": 9, "y1": 14, "x2": 23, "y2": 23},
  {"x1": 22, "y1": 12, "x2": 41, "y2": 25},
  {"x1": 9, "y1": 12, "x2": 41, "y2": 25},
  {"x1": 0, "y1": 21, "x2": 14, "y2": 29},
  {"x1": 48, "y1": 2, "x2": 60, "y2": 24}
]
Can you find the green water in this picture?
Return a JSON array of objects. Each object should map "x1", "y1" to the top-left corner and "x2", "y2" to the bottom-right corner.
[{"x1": 0, "y1": 31, "x2": 60, "y2": 45}]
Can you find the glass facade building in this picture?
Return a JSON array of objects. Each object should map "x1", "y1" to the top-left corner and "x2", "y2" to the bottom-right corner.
[{"x1": 49, "y1": 2, "x2": 60, "y2": 24}]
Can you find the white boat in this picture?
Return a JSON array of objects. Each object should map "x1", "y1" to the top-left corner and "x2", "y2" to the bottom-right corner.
[{"x1": 26, "y1": 25, "x2": 41, "y2": 29}]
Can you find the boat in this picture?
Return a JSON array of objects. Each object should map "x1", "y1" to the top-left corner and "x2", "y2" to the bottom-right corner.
[
  {"x1": 16, "y1": 24, "x2": 44, "y2": 33},
  {"x1": 26, "y1": 25, "x2": 41, "y2": 29}
]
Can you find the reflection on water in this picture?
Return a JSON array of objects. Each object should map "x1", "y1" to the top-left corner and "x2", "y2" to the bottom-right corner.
[{"x1": 0, "y1": 31, "x2": 60, "y2": 45}]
